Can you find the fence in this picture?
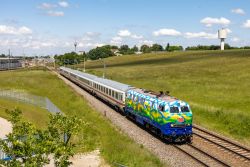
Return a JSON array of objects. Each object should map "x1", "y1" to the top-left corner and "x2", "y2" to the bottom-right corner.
[
  {"x1": 0, "y1": 89, "x2": 61, "y2": 114},
  {"x1": 0, "y1": 89, "x2": 62, "y2": 160}
]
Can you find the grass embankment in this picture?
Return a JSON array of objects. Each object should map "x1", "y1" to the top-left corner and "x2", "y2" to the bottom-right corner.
[
  {"x1": 0, "y1": 98, "x2": 49, "y2": 128},
  {"x1": 75, "y1": 50, "x2": 250, "y2": 145},
  {"x1": 0, "y1": 68, "x2": 163, "y2": 167}
]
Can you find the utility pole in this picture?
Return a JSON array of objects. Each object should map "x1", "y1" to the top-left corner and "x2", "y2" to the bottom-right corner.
[
  {"x1": 8, "y1": 49, "x2": 10, "y2": 70},
  {"x1": 83, "y1": 57, "x2": 86, "y2": 72}
]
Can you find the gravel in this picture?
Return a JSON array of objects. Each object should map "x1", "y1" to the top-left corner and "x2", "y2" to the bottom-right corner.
[{"x1": 56, "y1": 72, "x2": 201, "y2": 167}]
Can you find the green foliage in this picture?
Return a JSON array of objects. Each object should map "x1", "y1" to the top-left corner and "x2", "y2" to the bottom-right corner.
[
  {"x1": 184, "y1": 44, "x2": 245, "y2": 51},
  {"x1": 0, "y1": 109, "x2": 82, "y2": 167},
  {"x1": 140, "y1": 45, "x2": 151, "y2": 53},
  {"x1": 165, "y1": 43, "x2": 170, "y2": 52},
  {"x1": 54, "y1": 52, "x2": 85, "y2": 65},
  {"x1": 119, "y1": 45, "x2": 135, "y2": 55},
  {"x1": 151, "y1": 44, "x2": 163, "y2": 52},
  {"x1": 167, "y1": 45, "x2": 183, "y2": 52},
  {"x1": 131, "y1": 45, "x2": 139, "y2": 52},
  {"x1": 87, "y1": 46, "x2": 115, "y2": 60}
]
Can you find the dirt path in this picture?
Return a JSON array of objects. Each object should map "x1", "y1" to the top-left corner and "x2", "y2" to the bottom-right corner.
[{"x1": 0, "y1": 117, "x2": 12, "y2": 139}]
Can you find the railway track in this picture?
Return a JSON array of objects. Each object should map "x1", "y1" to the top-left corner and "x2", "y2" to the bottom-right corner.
[
  {"x1": 52, "y1": 68, "x2": 250, "y2": 166},
  {"x1": 193, "y1": 125, "x2": 250, "y2": 163},
  {"x1": 174, "y1": 144, "x2": 230, "y2": 167}
]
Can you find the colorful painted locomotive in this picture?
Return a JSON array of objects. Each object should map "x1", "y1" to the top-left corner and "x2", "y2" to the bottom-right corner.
[
  {"x1": 125, "y1": 89, "x2": 192, "y2": 142},
  {"x1": 59, "y1": 67, "x2": 193, "y2": 142}
]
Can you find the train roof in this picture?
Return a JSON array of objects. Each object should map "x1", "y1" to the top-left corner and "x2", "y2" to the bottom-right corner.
[
  {"x1": 60, "y1": 66, "x2": 97, "y2": 80},
  {"x1": 94, "y1": 77, "x2": 133, "y2": 92},
  {"x1": 129, "y1": 88, "x2": 178, "y2": 103},
  {"x1": 60, "y1": 67, "x2": 133, "y2": 92}
]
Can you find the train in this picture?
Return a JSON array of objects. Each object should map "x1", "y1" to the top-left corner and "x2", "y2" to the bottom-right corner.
[{"x1": 59, "y1": 67, "x2": 193, "y2": 142}]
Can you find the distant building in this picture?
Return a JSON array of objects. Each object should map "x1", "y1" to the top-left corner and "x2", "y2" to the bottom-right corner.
[
  {"x1": 78, "y1": 51, "x2": 85, "y2": 55},
  {"x1": 135, "y1": 51, "x2": 143, "y2": 55},
  {"x1": 0, "y1": 58, "x2": 22, "y2": 70}
]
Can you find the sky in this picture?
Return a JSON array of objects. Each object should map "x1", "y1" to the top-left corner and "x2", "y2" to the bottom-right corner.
[{"x1": 0, "y1": 0, "x2": 250, "y2": 56}]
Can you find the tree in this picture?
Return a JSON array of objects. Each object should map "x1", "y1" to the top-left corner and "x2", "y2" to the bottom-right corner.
[
  {"x1": 140, "y1": 45, "x2": 151, "y2": 53},
  {"x1": 165, "y1": 43, "x2": 170, "y2": 52},
  {"x1": 131, "y1": 45, "x2": 139, "y2": 52},
  {"x1": 87, "y1": 46, "x2": 114, "y2": 60},
  {"x1": 168, "y1": 45, "x2": 183, "y2": 52},
  {"x1": 0, "y1": 109, "x2": 82, "y2": 167},
  {"x1": 151, "y1": 43, "x2": 163, "y2": 52},
  {"x1": 118, "y1": 45, "x2": 135, "y2": 55}
]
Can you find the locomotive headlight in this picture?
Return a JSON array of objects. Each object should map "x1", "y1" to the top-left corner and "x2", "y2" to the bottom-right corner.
[{"x1": 170, "y1": 124, "x2": 174, "y2": 127}]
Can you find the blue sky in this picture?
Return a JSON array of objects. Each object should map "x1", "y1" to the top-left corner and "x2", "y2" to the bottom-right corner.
[{"x1": 0, "y1": 0, "x2": 250, "y2": 56}]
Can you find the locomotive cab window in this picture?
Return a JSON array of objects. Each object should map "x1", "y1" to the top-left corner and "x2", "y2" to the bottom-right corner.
[
  {"x1": 170, "y1": 107, "x2": 179, "y2": 113},
  {"x1": 181, "y1": 106, "x2": 190, "y2": 112}
]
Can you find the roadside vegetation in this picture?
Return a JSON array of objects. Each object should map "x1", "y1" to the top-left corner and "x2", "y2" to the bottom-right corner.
[
  {"x1": 0, "y1": 109, "x2": 81, "y2": 166},
  {"x1": 0, "y1": 69, "x2": 163, "y2": 167},
  {"x1": 74, "y1": 49, "x2": 250, "y2": 146},
  {"x1": 0, "y1": 99, "x2": 49, "y2": 128}
]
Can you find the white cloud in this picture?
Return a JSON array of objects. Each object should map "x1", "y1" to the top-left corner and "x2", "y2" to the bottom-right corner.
[
  {"x1": 116, "y1": 29, "x2": 143, "y2": 40},
  {"x1": 200, "y1": 17, "x2": 231, "y2": 27},
  {"x1": 224, "y1": 28, "x2": 232, "y2": 34},
  {"x1": 118, "y1": 30, "x2": 131, "y2": 37},
  {"x1": 231, "y1": 8, "x2": 245, "y2": 15},
  {"x1": 58, "y1": 1, "x2": 69, "y2": 8},
  {"x1": 74, "y1": 42, "x2": 104, "y2": 49},
  {"x1": 153, "y1": 28, "x2": 181, "y2": 36},
  {"x1": 231, "y1": 37, "x2": 240, "y2": 42},
  {"x1": 38, "y1": 3, "x2": 57, "y2": 9},
  {"x1": 47, "y1": 11, "x2": 64, "y2": 17},
  {"x1": 19, "y1": 26, "x2": 33, "y2": 34},
  {"x1": 243, "y1": 20, "x2": 250, "y2": 28},
  {"x1": 0, "y1": 25, "x2": 32, "y2": 35},
  {"x1": 138, "y1": 40, "x2": 154, "y2": 46},
  {"x1": 131, "y1": 34, "x2": 143, "y2": 39},
  {"x1": 185, "y1": 32, "x2": 217, "y2": 39},
  {"x1": 85, "y1": 32, "x2": 101, "y2": 37},
  {"x1": 110, "y1": 36, "x2": 122, "y2": 45}
]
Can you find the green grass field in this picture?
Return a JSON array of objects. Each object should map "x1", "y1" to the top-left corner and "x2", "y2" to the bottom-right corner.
[
  {"x1": 0, "y1": 68, "x2": 163, "y2": 167},
  {"x1": 74, "y1": 50, "x2": 250, "y2": 145}
]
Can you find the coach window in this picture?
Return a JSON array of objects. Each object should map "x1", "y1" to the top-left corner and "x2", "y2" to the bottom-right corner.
[
  {"x1": 112, "y1": 90, "x2": 114, "y2": 97},
  {"x1": 119, "y1": 94, "x2": 123, "y2": 101},
  {"x1": 115, "y1": 92, "x2": 118, "y2": 99},
  {"x1": 109, "y1": 89, "x2": 111, "y2": 96}
]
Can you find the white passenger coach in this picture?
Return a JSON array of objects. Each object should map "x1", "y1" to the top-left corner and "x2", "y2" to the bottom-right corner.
[{"x1": 59, "y1": 67, "x2": 133, "y2": 111}]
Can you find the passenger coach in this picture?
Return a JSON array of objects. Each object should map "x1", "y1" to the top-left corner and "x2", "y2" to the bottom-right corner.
[{"x1": 59, "y1": 67, "x2": 133, "y2": 111}]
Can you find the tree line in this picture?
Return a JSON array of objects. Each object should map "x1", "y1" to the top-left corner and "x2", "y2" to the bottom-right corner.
[
  {"x1": 54, "y1": 43, "x2": 183, "y2": 64},
  {"x1": 53, "y1": 43, "x2": 250, "y2": 65}
]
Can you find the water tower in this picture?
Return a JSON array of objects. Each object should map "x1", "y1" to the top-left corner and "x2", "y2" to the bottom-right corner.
[{"x1": 218, "y1": 28, "x2": 227, "y2": 50}]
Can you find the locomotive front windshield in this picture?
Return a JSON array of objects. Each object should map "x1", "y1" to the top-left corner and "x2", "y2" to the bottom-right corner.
[
  {"x1": 181, "y1": 106, "x2": 190, "y2": 112},
  {"x1": 170, "y1": 107, "x2": 179, "y2": 113}
]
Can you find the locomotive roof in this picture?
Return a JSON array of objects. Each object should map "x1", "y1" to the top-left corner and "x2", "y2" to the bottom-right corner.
[
  {"x1": 130, "y1": 88, "x2": 178, "y2": 103},
  {"x1": 60, "y1": 67, "x2": 133, "y2": 92}
]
